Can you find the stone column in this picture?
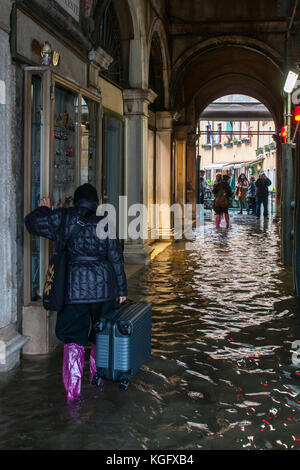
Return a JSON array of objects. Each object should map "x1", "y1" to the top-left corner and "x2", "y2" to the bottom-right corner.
[
  {"x1": 281, "y1": 143, "x2": 293, "y2": 266},
  {"x1": 148, "y1": 127, "x2": 155, "y2": 241},
  {"x1": 275, "y1": 143, "x2": 282, "y2": 220},
  {"x1": 123, "y1": 88, "x2": 157, "y2": 264},
  {"x1": 0, "y1": 26, "x2": 28, "y2": 371},
  {"x1": 186, "y1": 131, "x2": 199, "y2": 221},
  {"x1": 155, "y1": 111, "x2": 175, "y2": 239},
  {"x1": 174, "y1": 125, "x2": 192, "y2": 208}
]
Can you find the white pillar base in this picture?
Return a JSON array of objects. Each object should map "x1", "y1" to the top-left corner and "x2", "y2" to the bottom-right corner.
[
  {"x1": 123, "y1": 242, "x2": 154, "y2": 265},
  {"x1": 0, "y1": 324, "x2": 29, "y2": 372},
  {"x1": 22, "y1": 305, "x2": 60, "y2": 355}
]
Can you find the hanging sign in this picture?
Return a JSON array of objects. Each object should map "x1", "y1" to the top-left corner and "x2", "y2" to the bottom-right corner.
[{"x1": 55, "y1": 0, "x2": 80, "y2": 22}]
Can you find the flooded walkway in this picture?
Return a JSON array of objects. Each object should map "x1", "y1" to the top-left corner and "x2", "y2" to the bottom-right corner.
[{"x1": 1, "y1": 214, "x2": 300, "y2": 450}]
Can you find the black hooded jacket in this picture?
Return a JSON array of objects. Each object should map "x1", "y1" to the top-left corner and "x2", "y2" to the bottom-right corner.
[
  {"x1": 25, "y1": 198, "x2": 127, "y2": 304},
  {"x1": 255, "y1": 177, "x2": 272, "y2": 199}
]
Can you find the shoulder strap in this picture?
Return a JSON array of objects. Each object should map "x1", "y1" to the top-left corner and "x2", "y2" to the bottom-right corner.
[{"x1": 66, "y1": 213, "x2": 93, "y2": 247}]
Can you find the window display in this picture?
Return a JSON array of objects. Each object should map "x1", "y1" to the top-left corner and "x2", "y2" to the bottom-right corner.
[
  {"x1": 80, "y1": 96, "x2": 99, "y2": 187},
  {"x1": 53, "y1": 84, "x2": 78, "y2": 208},
  {"x1": 30, "y1": 75, "x2": 43, "y2": 301},
  {"x1": 25, "y1": 71, "x2": 101, "y2": 304}
]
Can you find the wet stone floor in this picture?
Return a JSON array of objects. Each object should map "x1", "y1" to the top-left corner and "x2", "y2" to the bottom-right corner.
[{"x1": 2, "y1": 213, "x2": 300, "y2": 450}]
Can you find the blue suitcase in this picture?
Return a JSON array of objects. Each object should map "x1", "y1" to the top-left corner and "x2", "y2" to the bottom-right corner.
[{"x1": 92, "y1": 301, "x2": 152, "y2": 390}]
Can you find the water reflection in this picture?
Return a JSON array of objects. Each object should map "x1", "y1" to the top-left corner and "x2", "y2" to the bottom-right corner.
[{"x1": 1, "y1": 214, "x2": 300, "y2": 450}]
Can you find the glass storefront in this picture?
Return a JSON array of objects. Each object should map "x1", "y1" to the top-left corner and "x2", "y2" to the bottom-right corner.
[
  {"x1": 30, "y1": 75, "x2": 43, "y2": 301},
  {"x1": 25, "y1": 70, "x2": 101, "y2": 303},
  {"x1": 80, "y1": 97, "x2": 99, "y2": 188},
  {"x1": 53, "y1": 84, "x2": 78, "y2": 208}
]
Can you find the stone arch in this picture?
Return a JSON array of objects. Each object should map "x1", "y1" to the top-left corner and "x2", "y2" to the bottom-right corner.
[
  {"x1": 91, "y1": 0, "x2": 136, "y2": 86},
  {"x1": 127, "y1": 0, "x2": 148, "y2": 88},
  {"x1": 172, "y1": 35, "x2": 284, "y2": 85},
  {"x1": 186, "y1": 74, "x2": 282, "y2": 131},
  {"x1": 171, "y1": 41, "x2": 284, "y2": 129},
  {"x1": 148, "y1": 17, "x2": 171, "y2": 109}
]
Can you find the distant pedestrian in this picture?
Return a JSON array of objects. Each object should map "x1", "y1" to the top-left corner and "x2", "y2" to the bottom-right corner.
[
  {"x1": 246, "y1": 176, "x2": 256, "y2": 215},
  {"x1": 199, "y1": 170, "x2": 208, "y2": 192},
  {"x1": 199, "y1": 177, "x2": 205, "y2": 203},
  {"x1": 213, "y1": 174, "x2": 233, "y2": 229},
  {"x1": 199, "y1": 176, "x2": 206, "y2": 217},
  {"x1": 235, "y1": 173, "x2": 248, "y2": 214},
  {"x1": 213, "y1": 173, "x2": 222, "y2": 188},
  {"x1": 255, "y1": 172, "x2": 272, "y2": 218}
]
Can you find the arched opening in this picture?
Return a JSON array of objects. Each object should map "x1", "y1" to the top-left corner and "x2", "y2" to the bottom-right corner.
[
  {"x1": 147, "y1": 20, "x2": 172, "y2": 242},
  {"x1": 149, "y1": 31, "x2": 165, "y2": 111},
  {"x1": 197, "y1": 94, "x2": 278, "y2": 216},
  {"x1": 92, "y1": 0, "x2": 135, "y2": 87},
  {"x1": 172, "y1": 41, "x2": 284, "y2": 127},
  {"x1": 171, "y1": 41, "x2": 284, "y2": 223}
]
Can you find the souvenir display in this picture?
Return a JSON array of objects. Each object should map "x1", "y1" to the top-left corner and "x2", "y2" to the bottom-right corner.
[
  {"x1": 53, "y1": 85, "x2": 77, "y2": 207},
  {"x1": 26, "y1": 74, "x2": 100, "y2": 303},
  {"x1": 30, "y1": 75, "x2": 43, "y2": 301}
]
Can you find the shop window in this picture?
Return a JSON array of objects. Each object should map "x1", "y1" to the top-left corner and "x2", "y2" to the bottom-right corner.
[
  {"x1": 53, "y1": 84, "x2": 78, "y2": 208},
  {"x1": 218, "y1": 123, "x2": 222, "y2": 143},
  {"x1": 238, "y1": 122, "x2": 242, "y2": 139},
  {"x1": 24, "y1": 70, "x2": 101, "y2": 304},
  {"x1": 80, "y1": 96, "x2": 99, "y2": 187},
  {"x1": 29, "y1": 75, "x2": 43, "y2": 301}
]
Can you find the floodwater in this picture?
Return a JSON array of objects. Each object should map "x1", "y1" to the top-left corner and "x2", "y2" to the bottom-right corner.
[{"x1": 1, "y1": 213, "x2": 300, "y2": 450}]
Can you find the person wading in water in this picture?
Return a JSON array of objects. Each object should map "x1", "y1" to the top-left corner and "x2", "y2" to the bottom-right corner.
[
  {"x1": 25, "y1": 183, "x2": 127, "y2": 401},
  {"x1": 213, "y1": 174, "x2": 233, "y2": 229}
]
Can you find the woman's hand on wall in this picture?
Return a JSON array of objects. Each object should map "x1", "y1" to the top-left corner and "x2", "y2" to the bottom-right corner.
[{"x1": 39, "y1": 197, "x2": 51, "y2": 208}]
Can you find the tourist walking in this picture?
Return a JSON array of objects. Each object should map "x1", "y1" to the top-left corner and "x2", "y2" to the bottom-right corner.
[
  {"x1": 255, "y1": 172, "x2": 272, "y2": 218},
  {"x1": 235, "y1": 173, "x2": 248, "y2": 214},
  {"x1": 246, "y1": 176, "x2": 257, "y2": 215},
  {"x1": 214, "y1": 173, "x2": 222, "y2": 188},
  {"x1": 25, "y1": 183, "x2": 127, "y2": 401},
  {"x1": 213, "y1": 174, "x2": 233, "y2": 229},
  {"x1": 199, "y1": 176, "x2": 206, "y2": 217}
]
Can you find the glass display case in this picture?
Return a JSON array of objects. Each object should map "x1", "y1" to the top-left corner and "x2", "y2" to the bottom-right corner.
[
  {"x1": 53, "y1": 84, "x2": 78, "y2": 208},
  {"x1": 24, "y1": 69, "x2": 102, "y2": 304},
  {"x1": 30, "y1": 74, "x2": 43, "y2": 301}
]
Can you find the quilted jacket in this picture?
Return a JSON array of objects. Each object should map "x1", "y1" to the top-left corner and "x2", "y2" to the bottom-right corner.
[{"x1": 25, "y1": 198, "x2": 127, "y2": 304}]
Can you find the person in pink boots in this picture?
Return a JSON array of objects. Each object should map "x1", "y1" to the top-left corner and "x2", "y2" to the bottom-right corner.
[
  {"x1": 25, "y1": 184, "x2": 127, "y2": 401},
  {"x1": 213, "y1": 174, "x2": 233, "y2": 229}
]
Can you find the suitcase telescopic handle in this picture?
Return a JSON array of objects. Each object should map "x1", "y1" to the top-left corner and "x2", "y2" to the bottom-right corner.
[{"x1": 115, "y1": 299, "x2": 134, "y2": 309}]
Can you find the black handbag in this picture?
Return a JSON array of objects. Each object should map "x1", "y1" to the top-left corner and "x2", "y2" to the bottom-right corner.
[{"x1": 42, "y1": 212, "x2": 91, "y2": 312}]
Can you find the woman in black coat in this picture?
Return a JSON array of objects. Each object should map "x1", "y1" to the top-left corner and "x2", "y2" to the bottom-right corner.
[
  {"x1": 25, "y1": 183, "x2": 127, "y2": 400},
  {"x1": 213, "y1": 174, "x2": 233, "y2": 229}
]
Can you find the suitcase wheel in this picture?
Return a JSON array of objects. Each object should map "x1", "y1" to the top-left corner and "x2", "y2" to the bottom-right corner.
[
  {"x1": 92, "y1": 374, "x2": 103, "y2": 387},
  {"x1": 119, "y1": 377, "x2": 129, "y2": 391}
]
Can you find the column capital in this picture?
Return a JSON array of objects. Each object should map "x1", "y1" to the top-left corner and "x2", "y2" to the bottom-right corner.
[
  {"x1": 123, "y1": 88, "x2": 158, "y2": 116},
  {"x1": 88, "y1": 46, "x2": 114, "y2": 71},
  {"x1": 175, "y1": 124, "x2": 193, "y2": 140},
  {"x1": 156, "y1": 111, "x2": 178, "y2": 131},
  {"x1": 187, "y1": 132, "x2": 200, "y2": 147}
]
